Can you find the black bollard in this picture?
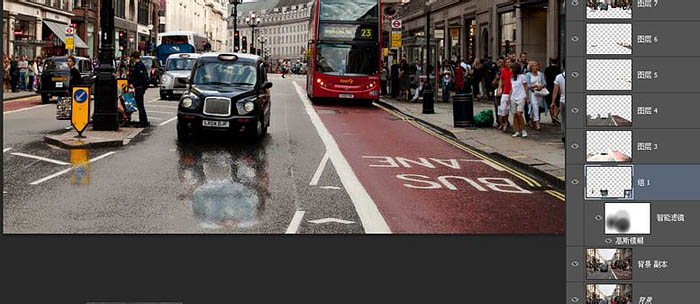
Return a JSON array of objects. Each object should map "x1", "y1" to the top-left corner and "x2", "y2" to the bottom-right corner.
[{"x1": 92, "y1": 4, "x2": 120, "y2": 131}]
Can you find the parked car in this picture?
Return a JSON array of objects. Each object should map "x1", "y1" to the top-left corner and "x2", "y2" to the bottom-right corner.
[
  {"x1": 141, "y1": 55, "x2": 164, "y2": 87},
  {"x1": 177, "y1": 53, "x2": 272, "y2": 141},
  {"x1": 599, "y1": 263, "x2": 608, "y2": 272},
  {"x1": 38, "y1": 56, "x2": 95, "y2": 104}
]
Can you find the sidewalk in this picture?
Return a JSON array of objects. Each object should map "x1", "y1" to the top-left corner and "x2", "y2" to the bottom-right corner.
[
  {"x1": 379, "y1": 96, "x2": 565, "y2": 187},
  {"x1": 3, "y1": 90, "x2": 39, "y2": 101}
]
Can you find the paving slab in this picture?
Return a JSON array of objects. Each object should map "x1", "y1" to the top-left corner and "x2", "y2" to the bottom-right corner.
[{"x1": 44, "y1": 126, "x2": 145, "y2": 149}]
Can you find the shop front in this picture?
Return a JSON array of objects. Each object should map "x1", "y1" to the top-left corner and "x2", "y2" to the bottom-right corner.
[
  {"x1": 42, "y1": 20, "x2": 89, "y2": 57},
  {"x1": 12, "y1": 15, "x2": 38, "y2": 57}
]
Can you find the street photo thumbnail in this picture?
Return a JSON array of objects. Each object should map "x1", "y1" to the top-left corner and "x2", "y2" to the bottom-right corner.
[
  {"x1": 87, "y1": 302, "x2": 182, "y2": 304},
  {"x1": 586, "y1": 248, "x2": 633, "y2": 280},
  {"x1": 586, "y1": 284, "x2": 632, "y2": 304},
  {"x1": 605, "y1": 203, "x2": 651, "y2": 235},
  {"x1": 587, "y1": 60, "x2": 632, "y2": 91},
  {"x1": 586, "y1": 131, "x2": 632, "y2": 163},
  {"x1": 587, "y1": 23, "x2": 632, "y2": 55},
  {"x1": 587, "y1": 95, "x2": 633, "y2": 127},
  {"x1": 587, "y1": 0, "x2": 632, "y2": 19},
  {"x1": 585, "y1": 166, "x2": 633, "y2": 199}
]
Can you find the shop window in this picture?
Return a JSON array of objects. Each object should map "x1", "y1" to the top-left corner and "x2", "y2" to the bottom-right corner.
[{"x1": 499, "y1": 11, "x2": 517, "y2": 57}]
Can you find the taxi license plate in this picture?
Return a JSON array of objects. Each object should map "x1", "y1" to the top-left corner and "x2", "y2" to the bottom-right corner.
[
  {"x1": 339, "y1": 94, "x2": 354, "y2": 99},
  {"x1": 56, "y1": 82, "x2": 63, "y2": 88},
  {"x1": 202, "y1": 120, "x2": 229, "y2": 128},
  {"x1": 173, "y1": 89, "x2": 186, "y2": 94}
]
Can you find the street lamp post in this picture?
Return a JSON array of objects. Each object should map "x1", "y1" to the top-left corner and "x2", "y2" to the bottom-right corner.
[
  {"x1": 257, "y1": 35, "x2": 266, "y2": 56},
  {"x1": 93, "y1": 1, "x2": 119, "y2": 130},
  {"x1": 246, "y1": 13, "x2": 261, "y2": 53},
  {"x1": 230, "y1": 0, "x2": 244, "y2": 52},
  {"x1": 422, "y1": 0, "x2": 435, "y2": 114}
]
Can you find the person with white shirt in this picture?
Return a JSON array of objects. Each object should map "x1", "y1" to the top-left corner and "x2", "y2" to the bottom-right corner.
[
  {"x1": 509, "y1": 62, "x2": 530, "y2": 138},
  {"x1": 552, "y1": 69, "x2": 566, "y2": 143}
]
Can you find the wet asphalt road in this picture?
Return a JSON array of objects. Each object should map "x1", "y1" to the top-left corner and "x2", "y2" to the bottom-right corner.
[
  {"x1": 3, "y1": 75, "x2": 363, "y2": 233},
  {"x1": 3, "y1": 74, "x2": 565, "y2": 234}
]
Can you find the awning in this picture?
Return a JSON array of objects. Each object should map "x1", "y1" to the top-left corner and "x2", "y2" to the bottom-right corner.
[{"x1": 43, "y1": 20, "x2": 88, "y2": 49}]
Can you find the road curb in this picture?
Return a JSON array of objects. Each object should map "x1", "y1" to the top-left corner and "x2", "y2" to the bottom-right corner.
[
  {"x1": 376, "y1": 99, "x2": 565, "y2": 190},
  {"x1": 3, "y1": 93, "x2": 40, "y2": 102},
  {"x1": 44, "y1": 127, "x2": 145, "y2": 149}
]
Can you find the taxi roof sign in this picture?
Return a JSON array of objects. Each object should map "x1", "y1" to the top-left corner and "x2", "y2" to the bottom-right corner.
[
  {"x1": 218, "y1": 54, "x2": 239, "y2": 61},
  {"x1": 179, "y1": 54, "x2": 191, "y2": 58}
]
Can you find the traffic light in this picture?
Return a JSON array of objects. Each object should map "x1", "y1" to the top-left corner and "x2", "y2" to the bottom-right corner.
[
  {"x1": 242, "y1": 36, "x2": 247, "y2": 53},
  {"x1": 234, "y1": 31, "x2": 240, "y2": 52},
  {"x1": 118, "y1": 31, "x2": 127, "y2": 51}
]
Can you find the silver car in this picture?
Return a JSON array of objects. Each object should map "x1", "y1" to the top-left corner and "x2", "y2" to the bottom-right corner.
[{"x1": 159, "y1": 53, "x2": 200, "y2": 100}]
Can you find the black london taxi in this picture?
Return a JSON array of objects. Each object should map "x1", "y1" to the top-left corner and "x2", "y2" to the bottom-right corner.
[
  {"x1": 38, "y1": 56, "x2": 95, "y2": 104},
  {"x1": 176, "y1": 53, "x2": 273, "y2": 141}
]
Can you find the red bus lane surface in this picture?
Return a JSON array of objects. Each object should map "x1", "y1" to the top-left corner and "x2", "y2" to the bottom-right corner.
[
  {"x1": 3, "y1": 96, "x2": 44, "y2": 112},
  {"x1": 314, "y1": 103, "x2": 565, "y2": 234}
]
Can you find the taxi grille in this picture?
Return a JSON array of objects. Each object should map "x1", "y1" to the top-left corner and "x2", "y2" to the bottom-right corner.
[
  {"x1": 174, "y1": 77, "x2": 188, "y2": 88},
  {"x1": 203, "y1": 97, "x2": 232, "y2": 116}
]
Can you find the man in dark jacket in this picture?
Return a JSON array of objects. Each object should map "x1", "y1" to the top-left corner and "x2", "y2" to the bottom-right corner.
[
  {"x1": 67, "y1": 56, "x2": 85, "y2": 93},
  {"x1": 544, "y1": 58, "x2": 562, "y2": 115},
  {"x1": 390, "y1": 61, "x2": 400, "y2": 98},
  {"x1": 9, "y1": 57, "x2": 20, "y2": 92},
  {"x1": 128, "y1": 52, "x2": 150, "y2": 127}
]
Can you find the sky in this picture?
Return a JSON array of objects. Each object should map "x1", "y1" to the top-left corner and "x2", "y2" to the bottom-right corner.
[
  {"x1": 597, "y1": 284, "x2": 616, "y2": 296},
  {"x1": 597, "y1": 249, "x2": 617, "y2": 261}
]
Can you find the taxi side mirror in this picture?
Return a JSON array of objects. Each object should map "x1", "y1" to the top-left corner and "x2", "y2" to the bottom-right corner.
[{"x1": 261, "y1": 81, "x2": 273, "y2": 90}]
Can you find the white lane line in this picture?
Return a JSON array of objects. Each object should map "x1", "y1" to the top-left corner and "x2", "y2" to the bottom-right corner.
[
  {"x1": 29, "y1": 151, "x2": 116, "y2": 185},
  {"x1": 11, "y1": 152, "x2": 70, "y2": 166},
  {"x1": 3, "y1": 104, "x2": 51, "y2": 115},
  {"x1": 148, "y1": 105, "x2": 178, "y2": 109},
  {"x1": 147, "y1": 117, "x2": 165, "y2": 121},
  {"x1": 285, "y1": 210, "x2": 306, "y2": 234},
  {"x1": 3, "y1": 148, "x2": 12, "y2": 153},
  {"x1": 146, "y1": 110, "x2": 175, "y2": 115},
  {"x1": 158, "y1": 117, "x2": 177, "y2": 126},
  {"x1": 146, "y1": 98, "x2": 160, "y2": 103},
  {"x1": 309, "y1": 152, "x2": 329, "y2": 186},
  {"x1": 292, "y1": 82, "x2": 391, "y2": 233},
  {"x1": 308, "y1": 218, "x2": 355, "y2": 225},
  {"x1": 320, "y1": 186, "x2": 342, "y2": 190}
]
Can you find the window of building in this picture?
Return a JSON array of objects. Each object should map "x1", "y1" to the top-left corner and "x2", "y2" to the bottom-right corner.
[
  {"x1": 499, "y1": 11, "x2": 517, "y2": 57},
  {"x1": 115, "y1": 0, "x2": 126, "y2": 19},
  {"x1": 138, "y1": 0, "x2": 149, "y2": 25}
]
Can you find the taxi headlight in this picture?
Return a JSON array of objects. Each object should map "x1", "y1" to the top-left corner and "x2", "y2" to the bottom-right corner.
[
  {"x1": 244, "y1": 101, "x2": 255, "y2": 113},
  {"x1": 181, "y1": 97, "x2": 193, "y2": 108},
  {"x1": 161, "y1": 75, "x2": 171, "y2": 84}
]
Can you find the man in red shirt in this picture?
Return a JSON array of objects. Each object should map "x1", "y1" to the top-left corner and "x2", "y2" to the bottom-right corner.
[{"x1": 497, "y1": 58, "x2": 513, "y2": 131}]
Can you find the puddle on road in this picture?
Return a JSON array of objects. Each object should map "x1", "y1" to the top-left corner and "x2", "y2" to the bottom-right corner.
[
  {"x1": 69, "y1": 148, "x2": 90, "y2": 185},
  {"x1": 177, "y1": 142, "x2": 270, "y2": 229}
]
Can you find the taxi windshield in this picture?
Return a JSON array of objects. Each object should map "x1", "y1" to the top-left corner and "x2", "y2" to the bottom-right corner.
[
  {"x1": 192, "y1": 61, "x2": 257, "y2": 86},
  {"x1": 166, "y1": 58, "x2": 197, "y2": 71}
]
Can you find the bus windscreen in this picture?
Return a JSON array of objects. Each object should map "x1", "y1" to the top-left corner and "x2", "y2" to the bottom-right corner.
[
  {"x1": 315, "y1": 43, "x2": 379, "y2": 76},
  {"x1": 319, "y1": 0, "x2": 378, "y2": 22}
]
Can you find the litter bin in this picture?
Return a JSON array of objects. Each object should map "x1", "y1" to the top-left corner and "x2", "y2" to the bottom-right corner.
[{"x1": 453, "y1": 93, "x2": 474, "y2": 128}]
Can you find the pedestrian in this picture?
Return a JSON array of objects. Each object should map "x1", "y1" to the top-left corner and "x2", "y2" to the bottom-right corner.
[
  {"x1": 27, "y1": 59, "x2": 36, "y2": 92},
  {"x1": 35, "y1": 57, "x2": 43, "y2": 90},
  {"x1": 509, "y1": 62, "x2": 529, "y2": 138},
  {"x1": 440, "y1": 60, "x2": 454, "y2": 103},
  {"x1": 460, "y1": 57, "x2": 471, "y2": 94},
  {"x1": 380, "y1": 61, "x2": 388, "y2": 96},
  {"x1": 483, "y1": 56, "x2": 497, "y2": 99},
  {"x1": 399, "y1": 58, "x2": 411, "y2": 101},
  {"x1": 544, "y1": 58, "x2": 561, "y2": 125},
  {"x1": 497, "y1": 58, "x2": 513, "y2": 132},
  {"x1": 470, "y1": 58, "x2": 482, "y2": 99},
  {"x1": 526, "y1": 61, "x2": 547, "y2": 131},
  {"x1": 552, "y1": 65, "x2": 566, "y2": 143},
  {"x1": 453, "y1": 62, "x2": 464, "y2": 94},
  {"x1": 18, "y1": 55, "x2": 29, "y2": 91},
  {"x1": 3, "y1": 56, "x2": 10, "y2": 93},
  {"x1": 67, "y1": 56, "x2": 85, "y2": 91},
  {"x1": 128, "y1": 52, "x2": 150, "y2": 128},
  {"x1": 390, "y1": 60, "x2": 400, "y2": 99},
  {"x1": 518, "y1": 51, "x2": 528, "y2": 72},
  {"x1": 10, "y1": 56, "x2": 20, "y2": 92}
]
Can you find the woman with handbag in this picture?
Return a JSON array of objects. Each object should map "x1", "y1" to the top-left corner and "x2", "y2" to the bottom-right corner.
[{"x1": 526, "y1": 61, "x2": 548, "y2": 131}]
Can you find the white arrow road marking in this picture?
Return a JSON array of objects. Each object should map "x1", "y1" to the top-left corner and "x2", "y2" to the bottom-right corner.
[
  {"x1": 285, "y1": 210, "x2": 306, "y2": 234},
  {"x1": 309, "y1": 152, "x2": 329, "y2": 186},
  {"x1": 29, "y1": 151, "x2": 116, "y2": 185},
  {"x1": 308, "y1": 218, "x2": 356, "y2": 225},
  {"x1": 293, "y1": 82, "x2": 390, "y2": 233},
  {"x1": 11, "y1": 152, "x2": 70, "y2": 166}
]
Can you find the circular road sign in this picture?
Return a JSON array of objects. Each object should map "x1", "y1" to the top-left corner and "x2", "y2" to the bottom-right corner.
[
  {"x1": 392, "y1": 20, "x2": 402, "y2": 29},
  {"x1": 74, "y1": 88, "x2": 88, "y2": 104}
]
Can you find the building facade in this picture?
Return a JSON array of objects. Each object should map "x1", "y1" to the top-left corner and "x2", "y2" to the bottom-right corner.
[
  {"x1": 70, "y1": 0, "x2": 98, "y2": 58},
  {"x1": 396, "y1": 0, "x2": 564, "y2": 70},
  {"x1": 229, "y1": 0, "x2": 312, "y2": 63},
  {"x1": 3, "y1": 0, "x2": 84, "y2": 58},
  {"x1": 161, "y1": 0, "x2": 228, "y2": 52}
]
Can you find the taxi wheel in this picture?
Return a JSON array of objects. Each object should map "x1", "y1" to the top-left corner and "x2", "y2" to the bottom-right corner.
[
  {"x1": 177, "y1": 126, "x2": 192, "y2": 142},
  {"x1": 160, "y1": 92, "x2": 167, "y2": 100},
  {"x1": 41, "y1": 94, "x2": 51, "y2": 104}
]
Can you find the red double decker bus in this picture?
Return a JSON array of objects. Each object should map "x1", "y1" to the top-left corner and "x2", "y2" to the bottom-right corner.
[{"x1": 306, "y1": 0, "x2": 381, "y2": 102}]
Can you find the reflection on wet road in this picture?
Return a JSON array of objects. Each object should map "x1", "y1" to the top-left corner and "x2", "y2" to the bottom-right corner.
[{"x1": 178, "y1": 141, "x2": 270, "y2": 229}]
